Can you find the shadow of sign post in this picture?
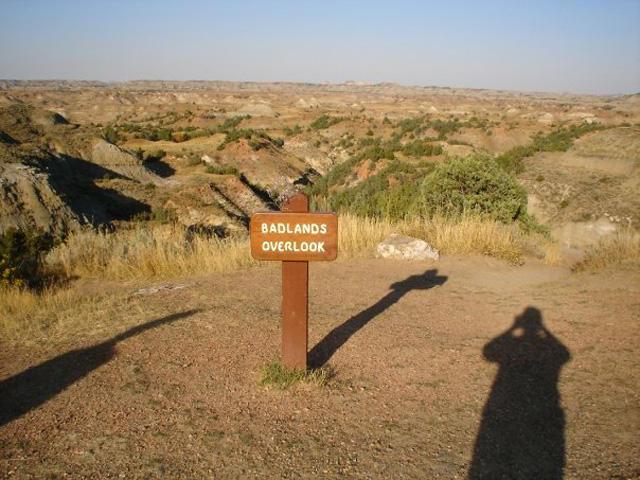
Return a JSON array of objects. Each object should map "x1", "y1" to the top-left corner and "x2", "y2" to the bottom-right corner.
[{"x1": 309, "y1": 269, "x2": 447, "y2": 368}]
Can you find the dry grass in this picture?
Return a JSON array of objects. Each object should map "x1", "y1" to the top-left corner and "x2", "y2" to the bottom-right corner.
[
  {"x1": 338, "y1": 214, "x2": 398, "y2": 258},
  {"x1": 574, "y1": 229, "x2": 640, "y2": 271},
  {"x1": 539, "y1": 241, "x2": 569, "y2": 266},
  {"x1": 339, "y1": 213, "x2": 524, "y2": 263},
  {"x1": 48, "y1": 215, "x2": 524, "y2": 281},
  {"x1": 0, "y1": 286, "x2": 75, "y2": 344},
  {"x1": 258, "y1": 361, "x2": 331, "y2": 389},
  {"x1": 0, "y1": 215, "x2": 562, "y2": 343},
  {"x1": 46, "y1": 225, "x2": 258, "y2": 281},
  {"x1": 0, "y1": 282, "x2": 196, "y2": 347}
]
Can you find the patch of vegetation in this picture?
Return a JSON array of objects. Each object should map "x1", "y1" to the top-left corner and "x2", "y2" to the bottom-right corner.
[
  {"x1": 496, "y1": 123, "x2": 606, "y2": 174},
  {"x1": 103, "y1": 115, "x2": 252, "y2": 144},
  {"x1": 310, "y1": 152, "x2": 546, "y2": 233},
  {"x1": 310, "y1": 114, "x2": 346, "y2": 130},
  {"x1": 283, "y1": 124, "x2": 303, "y2": 136},
  {"x1": 0, "y1": 228, "x2": 54, "y2": 289},
  {"x1": 401, "y1": 140, "x2": 443, "y2": 158},
  {"x1": 133, "y1": 208, "x2": 177, "y2": 225},
  {"x1": 418, "y1": 154, "x2": 528, "y2": 224},
  {"x1": 573, "y1": 230, "x2": 640, "y2": 271},
  {"x1": 357, "y1": 137, "x2": 377, "y2": 148},
  {"x1": 205, "y1": 165, "x2": 239, "y2": 176},
  {"x1": 186, "y1": 155, "x2": 202, "y2": 166},
  {"x1": 103, "y1": 125, "x2": 121, "y2": 144},
  {"x1": 258, "y1": 362, "x2": 330, "y2": 390},
  {"x1": 218, "y1": 115, "x2": 250, "y2": 132},
  {"x1": 310, "y1": 158, "x2": 424, "y2": 219},
  {"x1": 337, "y1": 134, "x2": 355, "y2": 149},
  {"x1": 218, "y1": 128, "x2": 284, "y2": 151}
]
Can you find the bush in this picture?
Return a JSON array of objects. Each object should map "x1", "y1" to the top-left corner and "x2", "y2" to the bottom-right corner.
[
  {"x1": 284, "y1": 125, "x2": 302, "y2": 136},
  {"x1": 103, "y1": 126, "x2": 121, "y2": 144},
  {"x1": 496, "y1": 123, "x2": 605, "y2": 174},
  {"x1": 205, "y1": 165, "x2": 239, "y2": 176},
  {"x1": 186, "y1": 155, "x2": 202, "y2": 166},
  {"x1": 418, "y1": 154, "x2": 528, "y2": 224},
  {"x1": 310, "y1": 115, "x2": 345, "y2": 130},
  {"x1": 0, "y1": 228, "x2": 54, "y2": 288}
]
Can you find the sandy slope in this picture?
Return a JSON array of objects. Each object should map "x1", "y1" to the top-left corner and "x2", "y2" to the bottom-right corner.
[{"x1": 1, "y1": 256, "x2": 638, "y2": 478}]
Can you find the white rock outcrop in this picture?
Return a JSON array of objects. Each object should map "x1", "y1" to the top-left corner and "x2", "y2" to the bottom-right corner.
[{"x1": 376, "y1": 234, "x2": 440, "y2": 260}]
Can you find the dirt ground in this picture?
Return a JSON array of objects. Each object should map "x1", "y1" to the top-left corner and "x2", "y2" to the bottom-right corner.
[{"x1": 1, "y1": 256, "x2": 638, "y2": 479}]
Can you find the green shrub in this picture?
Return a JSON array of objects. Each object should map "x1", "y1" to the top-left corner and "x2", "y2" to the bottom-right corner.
[
  {"x1": 402, "y1": 140, "x2": 443, "y2": 158},
  {"x1": 218, "y1": 116, "x2": 249, "y2": 132},
  {"x1": 496, "y1": 123, "x2": 605, "y2": 174},
  {"x1": 284, "y1": 124, "x2": 302, "y2": 136},
  {"x1": 310, "y1": 115, "x2": 345, "y2": 130},
  {"x1": 103, "y1": 126, "x2": 121, "y2": 144},
  {"x1": 205, "y1": 165, "x2": 239, "y2": 176},
  {"x1": 154, "y1": 208, "x2": 177, "y2": 224},
  {"x1": 0, "y1": 228, "x2": 54, "y2": 288},
  {"x1": 418, "y1": 154, "x2": 528, "y2": 223},
  {"x1": 186, "y1": 155, "x2": 202, "y2": 166}
]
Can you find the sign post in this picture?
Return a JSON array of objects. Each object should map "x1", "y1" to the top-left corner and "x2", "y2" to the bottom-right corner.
[
  {"x1": 250, "y1": 193, "x2": 337, "y2": 370},
  {"x1": 282, "y1": 194, "x2": 309, "y2": 370}
]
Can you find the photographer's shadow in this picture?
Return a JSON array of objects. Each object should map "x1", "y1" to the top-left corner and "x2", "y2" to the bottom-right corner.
[
  {"x1": 309, "y1": 269, "x2": 447, "y2": 368},
  {"x1": 469, "y1": 307, "x2": 571, "y2": 480}
]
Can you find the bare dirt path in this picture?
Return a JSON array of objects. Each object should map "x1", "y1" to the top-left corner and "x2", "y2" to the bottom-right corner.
[{"x1": 1, "y1": 257, "x2": 639, "y2": 479}]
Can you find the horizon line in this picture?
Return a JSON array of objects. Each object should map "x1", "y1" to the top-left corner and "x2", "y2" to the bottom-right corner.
[{"x1": 0, "y1": 78, "x2": 636, "y2": 98}]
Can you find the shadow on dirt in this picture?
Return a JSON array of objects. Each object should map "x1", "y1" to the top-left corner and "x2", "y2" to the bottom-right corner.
[
  {"x1": 0, "y1": 309, "x2": 199, "y2": 427},
  {"x1": 308, "y1": 269, "x2": 448, "y2": 368},
  {"x1": 469, "y1": 306, "x2": 571, "y2": 480}
]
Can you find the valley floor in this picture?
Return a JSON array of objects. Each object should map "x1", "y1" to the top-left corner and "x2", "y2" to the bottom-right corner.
[{"x1": 1, "y1": 256, "x2": 638, "y2": 479}]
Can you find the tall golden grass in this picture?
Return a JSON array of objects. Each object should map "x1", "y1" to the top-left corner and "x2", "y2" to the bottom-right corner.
[
  {"x1": 339, "y1": 213, "x2": 523, "y2": 262},
  {"x1": 574, "y1": 230, "x2": 640, "y2": 271},
  {"x1": 0, "y1": 284, "x2": 194, "y2": 347},
  {"x1": 46, "y1": 225, "x2": 258, "y2": 281},
  {"x1": 44, "y1": 215, "x2": 526, "y2": 280},
  {"x1": 0, "y1": 215, "x2": 592, "y2": 343}
]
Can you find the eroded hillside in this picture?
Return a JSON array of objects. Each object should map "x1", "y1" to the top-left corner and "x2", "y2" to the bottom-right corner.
[{"x1": 1, "y1": 81, "x2": 638, "y2": 249}]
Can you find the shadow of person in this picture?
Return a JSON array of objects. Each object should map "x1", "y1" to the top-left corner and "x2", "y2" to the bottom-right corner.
[
  {"x1": 308, "y1": 269, "x2": 447, "y2": 368},
  {"x1": 469, "y1": 307, "x2": 571, "y2": 480},
  {"x1": 0, "y1": 309, "x2": 199, "y2": 427}
]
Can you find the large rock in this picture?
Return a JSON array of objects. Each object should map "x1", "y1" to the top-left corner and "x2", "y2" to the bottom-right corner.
[{"x1": 377, "y1": 234, "x2": 440, "y2": 260}]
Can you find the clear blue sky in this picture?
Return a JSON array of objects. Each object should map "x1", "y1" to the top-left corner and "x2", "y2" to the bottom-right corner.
[{"x1": 1, "y1": 0, "x2": 639, "y2": 94}]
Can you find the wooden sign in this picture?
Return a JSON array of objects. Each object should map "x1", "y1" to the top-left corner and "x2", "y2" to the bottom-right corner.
[
  {"x1": 249, "y1": 194, "x2": 338, "y2": 370},
  {"x1": 250, "y1": 212, "x2": 338, "y2": 261}
]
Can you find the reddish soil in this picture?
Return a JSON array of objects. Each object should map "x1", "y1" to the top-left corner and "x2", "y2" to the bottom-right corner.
[{"x1": 1, "y1": 257, "x2": 638, "y2": 479}]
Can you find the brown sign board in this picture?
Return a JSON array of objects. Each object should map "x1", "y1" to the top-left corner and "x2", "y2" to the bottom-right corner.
[{"x1": 250, "y1": 212, "x2": 338, "y2": 262}]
